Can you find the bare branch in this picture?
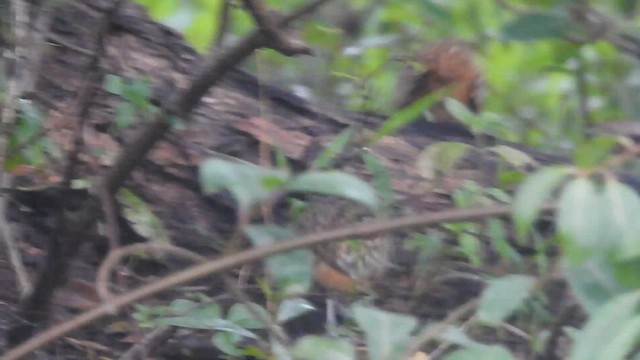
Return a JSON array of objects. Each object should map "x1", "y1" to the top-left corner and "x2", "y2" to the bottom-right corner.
[{"x1": 4, "y1": 203, "x2": 555, "y2": 360}]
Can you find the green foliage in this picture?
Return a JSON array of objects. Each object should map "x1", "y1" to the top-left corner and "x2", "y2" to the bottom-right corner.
[
  {"x1": 501, "y1": 10, "x2": 574, "y2": 41},
  {"x1": 117, "y1": 188, "x2": 172, "y2": 244},
  {"x1": 569, "y1": 290, "x2": 640, "y2": 360},
  {"x1": 135, "y1": 296, "x2": 314, "y2": 357},
  {"x1": 103, "y1": 75, "x2": 166, "y2": 130},
  {"x1": 477, "y1": 275, "x2": 536, "y2": 325},
  {"x1": 244, "y1": 224, "x2": 314, "y2": 295},
  {"x1": 416, "y1": 142, "x2": 472, "y2": 180},
  {"x1": 7, "y1": 100, "x2": 61, "y2": 171},
  {"x1": 291, "y1": 336, "x2": 355, "y2": 360},
  {"x1": 352, "y1": 305, "x2": 418, "y2": 360}
]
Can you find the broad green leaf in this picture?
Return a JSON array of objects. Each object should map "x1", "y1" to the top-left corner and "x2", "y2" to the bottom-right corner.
[
  {"x1": 488, "y1": 145, "x2": 538, "y2": 170},
  {"x1": 601, "y1": 316, "x2": 640, "y2": 359},
  {"x1": 442, "y1": 345, "x2": 517, "y2": 360},
  {"x1": 416, "y1": 141, "x2": 472, "y2": 180},
  {"x1": 564, "y1": 258, "x2": 628, "y2": 314},
  {"x1": 117, "y1": 188, "x2": 172, "y2": 244},
  {"x1": 277, "y1": 298, "x2": 316, "y2": 323},
  {"x1": 169, "y1": 299, "x2": 208, "y2": 315},
  {"x1": 443, "y1": 98, "x2": 479, "y2": 126},
  {"x1": 291, "y1": 336, "x2": 356, "y2": 360},
  {"x1": 477, "y1": 275, "x2": 536, "y2": 325},
  {"x1": 439, "y1": 326, "x2": 485, "y2": 348},
  {"x1": 122, "y1": 79, "x2": 152, "y2": 108},
  {"x1": 352, "y1": 305, "x2": 417, "y2": 360},
  {"x1": 227, "y1": 303, "x2": 271, "y2": 330},
  {"x1": 569, "y1": 290, "x2": 640, "y2": 360},
  {"x1": 245, "y1": 225, "x2": 314, "y2": 295},
  {"x1": 212, "y1": 331, "x2": 244, "y2": 356},
  {"x1": 574, "y1": 136, "x2": 618, "y2": 168},
  {"x1": 513, "y1": 166, "x2": 571, "y2": 238},
  {"x1": 601, "y1": 179, "x2": 640, "y2": 260},
  {"x1": 557, "y1": 177, "x2": 608, "y2": 256},
  {"x1": 312, "y1": 127, "x2": 355, "y2": 170},
  {"x1": 502, "y1": 11, "x2": 571, "y2": 41},
  {"x1": 287, "y1": 171, "x2": 378, "y2": 210},
  {"x1": 103, "y1": 74, "x2": 124, "y2": 95},
  {"x1": 199, "y1": 159, "x2": 289, "y2": 212}
]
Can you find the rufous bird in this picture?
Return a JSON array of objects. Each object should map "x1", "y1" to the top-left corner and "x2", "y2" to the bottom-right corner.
[{"x1": 395, "y1": 40, "x2": 486, "y2": 123}]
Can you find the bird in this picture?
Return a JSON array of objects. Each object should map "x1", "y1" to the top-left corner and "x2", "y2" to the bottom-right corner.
[
  {"x1": 296, "y1": 195, "x2": 393, "y2": 295},
  {"x1": 394, "y1": 40, "x2": 486, "y2": 124}
]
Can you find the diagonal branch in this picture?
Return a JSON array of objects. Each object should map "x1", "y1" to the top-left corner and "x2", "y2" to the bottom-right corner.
[{"x1": 4, "y1": 203, "x2": 555, "y2": 360}]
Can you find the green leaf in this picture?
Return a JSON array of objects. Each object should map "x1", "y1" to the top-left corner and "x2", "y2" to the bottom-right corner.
[
  {"x1": 557, "y1": 177, "x2": 609, "y2": 257},
  {"x1": 601, "y1": 179, "x2": 640, "y2": 260},
  {"x1": 458, "y1": 233, "x2": 483, "y2": 267},
  {"x1": 442, "y1": 346, "x2": 517, "y2": 360},
  {"x1": 244, "y1": 225, "x2": 314, "y2": 295},
  {"x1": 443, "y1": 98, "x2": 480, "y2": 126},
  {"x1": 117, "y1": 188, "x2": 172, "y2": 244},
  {"x1": 115, "y1": 103, "x2": 136, "y2": 129},
  {"x1": 103, "y1": 74, "x2": 124, "y2": 95},
  {"x1": 199, "y1": 159, "x2": 290, "y2": 212},
  {"x1": 488, "y1": 145, "x2": 538, "y2": 170},
  {"x1": 574, "y1": 136, "x2": 618, "y2": 168},
  {"x1": 212, "y1": 331, "x2": 244, "y2": 356},
  {"x1": 416, "y1": 141, "x2": 472, "y2": 180},
  {"x1": 291, "y1": 336, "x2": 356, "y2": 360},
  {"x1": 352, "y1": 305, "x2": 417, "y2": 360},
  {"x1": 502, "y1": 10, "x2": 571, "y2": 41},
  {"x1": 513, "y1": 166, "x2": 572, "y2": 238},
  {"x1": 168, "y1": 299, "x2": 200, "y2": 315},
  {"x1": 209, "y1": 319, "x2": 258, "y2": 338},
  {"x1": 277, "y1": 298, "x2": 316, "y2": 323},
  {"x1": 369, "y1": 87, "x2": 449, "y2": 143},
  {"x1": 563, "y1": 257, "x2": 628, "y2": 314},
  {"x1": 569, "y1": 290, "x2": 640, "y2": 360},
  {"x1": 477, "y1": 275, "x2": 536, "y2": 325},
  {"x1": 312, "y1": 127, "x2": 355, "y2": 170},
  {"x1": 227, "y1": 303, "x2": 271, "y2": 330},
  {"x1": 287, "y1": 171, "x2": 379, "y2": 210}
]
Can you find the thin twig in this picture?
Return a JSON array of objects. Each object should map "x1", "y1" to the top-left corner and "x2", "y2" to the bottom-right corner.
[
  {"x1": 408, "y1": 299, "x2": 480, "y2": 358},
  {"x1": 117, "y1": 326, "x2": 176, "y2": 360},
  {"x1": 62, "y1": 0, "x2": 126, "y2": 186},
  {"x1": 0, "y1": 0, "x2": 31, "y2": 303},
  {"x1": 242, "y1": 0, "x2": 312, "y2": 56},
  {"x1": 223, "y1": 275, "x2": 291, "y2": 347},
  {"x1": 96, "y1": 242, "x2": 209, "y2": 300},
  {"x1": 0, "y1": 176, "x2": 31, "y2": 297}
]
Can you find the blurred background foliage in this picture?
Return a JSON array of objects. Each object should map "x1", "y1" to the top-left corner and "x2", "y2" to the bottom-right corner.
[{"x1": 134, "y1": 0, "x2": 640, "y2": 151}]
